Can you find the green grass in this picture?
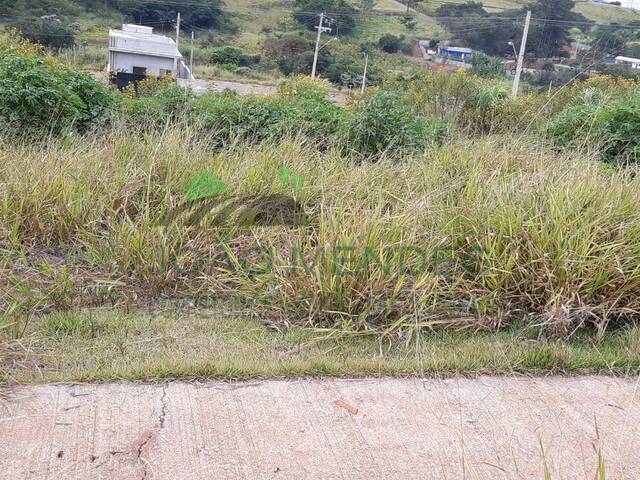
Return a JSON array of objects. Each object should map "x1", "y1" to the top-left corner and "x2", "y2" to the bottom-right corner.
[
  {"x1": 574, "y1": 1, "x2": 640, "y2": 23},
  {"x1": 3, "y1": 305, "x2": 640, "y2": 384},
  {"x1": 2, "y1": 118, "x2": 640, "y2": 336}
]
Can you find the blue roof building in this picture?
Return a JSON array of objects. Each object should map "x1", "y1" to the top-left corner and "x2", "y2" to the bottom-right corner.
[{"x1": 437, "y1": 46, "x2": 474, "y2": 63}]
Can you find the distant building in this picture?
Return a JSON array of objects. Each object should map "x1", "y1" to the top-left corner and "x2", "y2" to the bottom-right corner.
[
  {"x1": 561, "y1": 42, "x2": 592, "y2": 60},
  {"x1": 436, "y1": 46, "x2": 474, "y2": 63},
  {"x1": 615, "y1": 55, "x2": 640, "y2": 69},
  {"x1": 108, "y1": 24, "x2": 192, "y2": 88}
]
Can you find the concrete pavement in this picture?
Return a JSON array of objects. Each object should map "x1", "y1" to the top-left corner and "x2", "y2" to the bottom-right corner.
[{"x1": 2, "y1": 376, "x2": 640, "y2": 479}]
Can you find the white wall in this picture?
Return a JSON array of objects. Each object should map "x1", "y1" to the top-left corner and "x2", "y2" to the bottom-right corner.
[{"x1": 110, "y1": 52, "x2": 175, "y2": 76}]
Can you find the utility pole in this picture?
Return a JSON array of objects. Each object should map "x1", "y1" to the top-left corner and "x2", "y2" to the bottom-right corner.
[
  {"x1": 511, "y1": 10, "x2": 531, "y2": 99},
  {"x1": 189, "y1": 31, "x2": 194, "y2": 78},
  {"x1": 174, "y1": 12, "x2": 181, "y2": 75},
  {"x1": 361, "y1": 53, "x2": 369, "y2": 94},
  {"x1": 311, "y1": 13, "x2": 331, "y2": 78}
]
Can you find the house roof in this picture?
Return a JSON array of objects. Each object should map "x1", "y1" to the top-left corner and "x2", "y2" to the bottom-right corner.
[
  {"x1": 439, "y1": 46, "x2": 473, "y2": 54},
  {"x1": 615, "y1": 55, "x2": 640, "y2": 63},
  {"x1": 109, "y1": 24, "x2": 182, "y2": 59}
]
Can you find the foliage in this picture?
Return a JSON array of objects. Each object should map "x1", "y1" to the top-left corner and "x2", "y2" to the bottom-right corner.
[
  {"x1": 377, "y1": 34, "x2": 412, "y2": 54},
  {"x1": 342, "y1": 91, "x2": 448, "y2": 156},
  {"x1": 471, "y1": 52, "x2": 505, "y2": 79},
  {"x1": 5, "y1": 131, "x2": 640, "y2": 336},
  {"x1": 527, "y1": 0, "x2": 592, "y2": 57},
  {"x1": 0, "y1": 0, "x2": 83, "y2": 17},
  {"x1": 262, "y1": 34, "x2": 329, "y2": 76},
  {"x1": 209, "y1": 46, "x2": 243, "y2": 66},
  {"x1": 435, "y1": 0, "x2": 590, "y2": 57},
  {"x1": 590, "y1": 27, "x2": 634, "y2": 55},
  {"x1": 208, "y1": 46, "x2": 260, "y2": 68},
  {"x1": 13, "y1": 17, "x2": 76, "y2": 50},
  {"x1": 0, "y1": 37, "x2": 114, "y2": 133},
  {"x1": 387, "y1": 69, "x2": 512, "y2": 134},
  {"x1": 113, "y1": 0, "x2": 224, "y2": 29},
  {"x1": 546, "y1": 81, "x2": 640, "y2": 163},
  {"x1": 323, "y1": 50, "x2": 382, "y2": 87},
  {"x1": 123, "y1": 77, "x2": 194, "y2": 128},
  {"x1": 293, "y1": 0, "x2": 358, "y2": 35},
  {"x1": 277, "y1": 75, "x2": 332, "y2": 100},
  {"x1": 190, "y1": 91, "x2": 346, "y2": 147}
]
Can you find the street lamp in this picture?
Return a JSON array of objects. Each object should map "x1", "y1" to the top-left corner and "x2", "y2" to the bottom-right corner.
[{"x1": 507, "y1": 41, "x2": 517, "y2": 58}]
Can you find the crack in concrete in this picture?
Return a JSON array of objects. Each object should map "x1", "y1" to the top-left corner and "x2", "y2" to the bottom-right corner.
[
  {"x1": 132, "y1": 384, "x2": 169, "y2": 479},
  {"x1": 159, "y1": 383, "x2": 168, "y2": 429},
  {"x1": 134, "y1": 431, "x2": 153, "y2": 480}
]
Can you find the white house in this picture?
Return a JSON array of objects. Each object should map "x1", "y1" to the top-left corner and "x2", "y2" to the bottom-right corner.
[
  {"x1": 615, "y1": 55, "x2": 640, "y2": 69},
  {"x1": 108, "y1": 24, "x2": 192, "y2": 87}
]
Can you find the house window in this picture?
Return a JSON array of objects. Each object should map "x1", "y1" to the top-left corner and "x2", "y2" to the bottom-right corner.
[
  {"x1": 159, "y1": 69, "x2": 172, "y2": 77},
  {"x1": 132, "y1": 66, "x2": 147, "y2": 76}
]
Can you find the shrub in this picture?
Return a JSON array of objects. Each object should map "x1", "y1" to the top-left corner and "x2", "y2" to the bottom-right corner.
[
  {"x1": 0, "y1": 38, "x2": 114, "y2": 133},
  {"x1": 123, "y1": 78, "x2": 194, "y2": 128},
  {"x1": 277, "y1": 75, "x2": 332, "y2": 101},
  {"x1": 546, "y1": 103, "x2": 600, "y2": 148},
  {"x1": 209, "y1": 46, "x2": 243, "y2": 66},
  {"x1": 263, "y1": 34, "x2": 329, "y2": 76},
  {"x1": 342, "y1": 91, "x2": 448, "y2": 157},
  {"x1": 592, "y1": 96, "x2": 640, "y2": 163},
  {"x1": 471, "y1": 52, "x2": 505, "y2": 79},
  {"x1": 377, "y1": 34, "x2": 412, "y2": 55},
  {"x1": 546, "y1": 85, "x2": 640, "y2": 163},
  {"x1": 13, "y1": 17, "x2": 76, "y2": 50},
  {"x1": 388, "y1": 70, "x2": 511, "y2": 134},
  {"x1": 191, "y1": 91, "x2": 346, "y2": 146}
]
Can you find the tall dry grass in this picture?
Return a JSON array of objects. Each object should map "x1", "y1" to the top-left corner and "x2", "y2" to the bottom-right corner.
[{"x1": 1, "y1": 127, "x2": 640, "y2": 336}]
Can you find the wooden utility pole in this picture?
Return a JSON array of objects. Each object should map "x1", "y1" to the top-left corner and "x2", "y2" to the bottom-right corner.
[{"x1": 511, "y1": 10, "x2": 531, "y2": 99}]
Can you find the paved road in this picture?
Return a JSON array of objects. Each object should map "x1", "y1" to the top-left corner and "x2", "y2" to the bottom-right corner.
[{"x1": 2, "y1": 376, "x2": 640, "y2": 479}]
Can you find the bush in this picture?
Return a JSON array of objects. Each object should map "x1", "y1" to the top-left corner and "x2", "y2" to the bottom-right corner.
[
  {"x1": 377, "y1": 34, "x2": 407, "y2": 54},
  {"x1": 123, "y1": 78, "x2": 194, "y2": 128},
  {"x1": 13, "y1": 17, "x2": 76, "y2": 50},
  {"x1": 191, "y1": 90, "x2": 346, "y2": 146},
  {"x1": 342, "y1": 91, "x2": 448, "y2": 157},
  {"x1": 595, "y1": 96, "x2": 640, "y2": 163},
  {"x1": 471, "y1": 52, "x2": 505, "y2": 79},
  {"x1": 209, "y1": 46, "x2": 242, "y2": 66},
  {"x1": 263, "y1": 34, "x2": 329, "y2": 76},
  {"x1": 387, "y1": 70, "x2": 511, "y2": 134},
  {"x1": 0, "y1": 38, "x2": 114, "y2": 134},
  {"x1": 277, "y1": 75, "x2": 332, "y2": 101},
  {"x1": 546, "y1": 85, "x2": 640, "y2": 163}
]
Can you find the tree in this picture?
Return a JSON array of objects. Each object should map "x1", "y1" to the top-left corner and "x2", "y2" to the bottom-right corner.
[
  {"x1": 378, "y1": 34, "x2": 407, "y2": 53},
  {"x1": 14, "y1": 16, "x2": 76, "y2": 50},
  {"x1": 113, "y1": 0, "x2": 224, "y2": 29},
  {"x1": 526, "y1": 0, "x2": 591, "y2": 57},
  {"x1": 263, "y1": 34, "x2": 330, "y2": 75},
  {"x1": 590, "y1": 27, "x2": 634, "y2": 55},
  {"x1": 435, "y1": 0, "x2": 589, "y2": 58},
  {"x1": 293, "y1": 0, "x2": 358, "y2": 35},
  {"x1": 435, "y1": 3, "x2": 519, "y2": 56},
  {"x1": 472, "y1": 52, "x2": 505, "y2": 78}
]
